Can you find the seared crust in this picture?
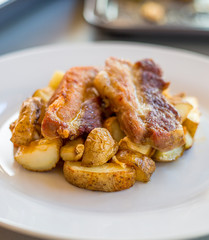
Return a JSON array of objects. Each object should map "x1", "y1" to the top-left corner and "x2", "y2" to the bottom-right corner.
[
  {"x1": 94, "y1": 57, "x2": 185, "y2": 151},
  {"x1": 94, "y1": 57, "x2": 146, "y2": 143},
  {"x1": 134, "y1": 59, "x2": 185, "y2": 150},
  {"x1": 41, "y1": 67, "x2": 102, "y2": 139}
]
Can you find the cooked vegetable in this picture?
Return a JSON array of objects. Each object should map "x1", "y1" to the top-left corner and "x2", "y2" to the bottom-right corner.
[
  {"x1": 48, "y1": 71, "x2": 64, "y2": 90},
  {"x1": 184, "y1": 108, "x2": 200, "y2": 137},
  {"x1": 174, "y1": 102, "x2": 193, "y2": 123},
  {"x1": 153, "y1": 145, "x2": 184, "y2": 162},
  {"x1": 82, "y1": 128, "x2": 118, "y2": 167},
  {"x1": 103, "y1": 117, "x2": 125, "y2": 142},
  {"x1": 33, "y1": 87, "x2": 54, "y2": 103},
  {"x1": 119, "y1": 136, "x2": 153, "y2": 156},
  {"x1": 116, "y1": 150, "x2": 155, "y2": 182},
  {"x1": 15, "y1": 138, "x2": 62, "y2": 171},
  {"x1": 60, "y1": 138, "x2": 84, "y2": 161},
  {"x1": 63, "y1": 161, "x2": 136, "y2": 192},
  {"x1": 184, "y1": 128, "x2": 193, "y2": 150},
  {"x1": 10, "y1": 97, "x2": 45, "y2": 146}
]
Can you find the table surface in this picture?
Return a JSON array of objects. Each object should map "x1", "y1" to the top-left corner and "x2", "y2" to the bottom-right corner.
[{"x1": 0, "y1": 0, "x2": 209, "y2": 239}]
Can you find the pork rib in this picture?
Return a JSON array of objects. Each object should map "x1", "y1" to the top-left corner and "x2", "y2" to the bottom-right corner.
[
  {"x1": 41, "y1": 67, "x2": 102, "y2": 140},
  {"x1": 94, "y1": 57, "x2": 184, "y2": 151}
]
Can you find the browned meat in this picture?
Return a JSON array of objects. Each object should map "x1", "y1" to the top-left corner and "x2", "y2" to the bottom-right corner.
[
  {"x1": 94, "y1": 57, "x2": 184, "y2": 151},
  {"x1": 41, "y1": 67, "x2": 102, "y2": 140},
  {"x1": 10, "y1": 97, "x2": 45, "y2": 146}
]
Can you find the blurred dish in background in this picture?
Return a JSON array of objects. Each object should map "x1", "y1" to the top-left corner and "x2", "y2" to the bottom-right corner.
[{"x1": 83, "y1": 0, "x2": 209, "y2": 35}]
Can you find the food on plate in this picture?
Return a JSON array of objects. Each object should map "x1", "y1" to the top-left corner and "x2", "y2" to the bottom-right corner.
[
  {"x1": 94, "y1": 57, "x2": 185, "y2": 151},
  {"x1": 60, "y1": 138, "x2": 84, "y2": 161},
  {"x1": 10, "y1": 97, "x2": 45, "y2": 146},
  {"x1": 82, "y1": 128, "x2": 118, "y2": 167},
  {"x1": 153, "y1": 145, "x2": 185, "y2": 162},
  {"x1": 15, "y1": 138, "x2": 62, "y2": 171},
  {"x1": 41, "y1": 67, "x2": 102, "y2": 139},
  {"x1": 63, "y1": 161, "x2": 136, "y2": 192},
  {"x1": 103, "y1": 116, "x2": 125, "y2": 142},
  {"x1": 119, "y1": 136, "x2": 153, "y2": 157},
  {"x1": 116, "y1": 150, "x2": 155, "y2": 182},
  {"x1": 10, "y1": 56, "x2": 200, "y2": 192},
  {"x1": 183, "y1": 97, "x2": 200, "y2": 137}
]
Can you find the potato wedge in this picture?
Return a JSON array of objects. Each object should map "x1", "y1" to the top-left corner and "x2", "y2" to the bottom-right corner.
[
  {"x1": 15, "y1": 138, "x2": 62, "y2": 171},
  {"x1": 63, "y1": 161, "x2": 136, "y2": 192},
  {"x1": 82, "y1": 128, "x2": 118, "y2": 167},
  {"x1": 119, "y1": 136, "x2": 153, "y2": 157},
  {"x1": 183, "y1": 108, "x2": 200, "y2": 137},
  {"x1": 184, "y1": 128, "x2": 193, "y2": 150},
  {"x1": 10, "y1": 97, "x2": 45, "y2": 146},
  {"x1": 33, "y1": 87, "x2": 54, "y2": 103},
  {"x1": 116, "y1": 150, "x2": 155, "y2": 182},
  {"x1": 60, "y1": 138, "x2": 84, "y2": 161},
  {"x1": 103, "y1": 117, "x2": 125, "y2": 142},
  {"x1": 174, "y1": 102, "x2": 193, "y2": 123},
  {"x1": 153, "y1": 145, "x2": 184, "y2": 162},
  {"x1": 48, "y1": 71, "x2": 64, "y2": 90}
]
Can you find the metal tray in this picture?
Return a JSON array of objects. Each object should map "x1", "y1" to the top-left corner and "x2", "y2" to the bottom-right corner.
[{"x1": 83, "y1": 0, "x2": 209, "y2": 35}]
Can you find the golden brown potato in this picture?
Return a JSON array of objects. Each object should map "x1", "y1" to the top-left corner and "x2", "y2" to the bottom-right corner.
[
  {"x1": 63, "y1": 161, "x2": 136, "y2": 192},
  {"x1": 82, "y1": 128, "x2": 118, "y2": 167},
  {"x1": 174, "y1": 102, "x2": 193, "y2": 123},
  {"x1": 60, "y1": 138, "x2": 84, "y2": 161},
  {"x1": 116, "y1": 150, "x2": 155, "y2": 182},
  {"x1": 33, "y1": 87, "x2": 54, "y2": 103},
  {"x1": 48, "y1": 71, "x2": 64, "y2": 90},
  {"x1": 183, "y1": 97, "x2": 200, "y2": 137},
  {"x1": 119, "y1": 136, "x2": 153, "y2": 156},
  {"x1": 153, "y1": 145, "x2": 184, "y2": 162},
  {"x1": 15, "y1": 138, "x2": 62, "y2": 171},
  {"x1": 10, "y1": 97, "x2": 45, "y2": 146},
  {"x1": 183, "y1": 108, "x2": 200, "y2": 137},
  {"x1": 184, "y1": 127, "x2": 193, "y2": 150},
  {"x1": 103, "y1": 117, "x2": 125, "y2": 142}
]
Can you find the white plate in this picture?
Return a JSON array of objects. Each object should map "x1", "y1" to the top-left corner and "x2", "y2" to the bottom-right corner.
[{"x1": 0, "y1": 42, "x2": 209, "y2": 240}]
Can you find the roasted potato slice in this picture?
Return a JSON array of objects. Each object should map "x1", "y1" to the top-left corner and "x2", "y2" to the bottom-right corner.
[
  {"x1": 174, "y1": 102, "x2": 193, "y2": 123},
  {"x1": 63, "y1": 161, "x2": 136, "y2": 192},
  {"x1": 15, "y1": 138, "x2": 62, "y2": 171},
  {"x1": 48, "y1": 71, "x2": 64, "y2": 90},
  {"x1": 153, "y1": 145, "x2": 184, "y2": 162},
  {"x1": 33, "y1": 87, "x2": 54, "y2": 103},
  {"x1": 183, "y1": 97, "x2": 200, "y2": 137},
  {"x1": 103, "y1": 117, "x2": 125, "y2": 142},
  {"x1": 10, "y1": 97, "x2": 45, "y2": 146},
  {"x1": 184, "y1": 108, "x2": 200, "y2": 137},
  {"x1": 82, "y1": 128, "x2": 118, "y2": 167},
  {"x1": 116, "y1": 150, "x2": 155, "y2": 182},
  {"x1": 119, "y1": 136, "x2": 153, "y2": 156},
  {"x1": 184, "y1": 128, "x2": 193, "y2": 150},
  {"x1": 60, "y1": 138, "x2": 84, "y2": 161}
]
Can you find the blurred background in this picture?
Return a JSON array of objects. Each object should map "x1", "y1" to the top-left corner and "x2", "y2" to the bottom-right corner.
[
  {"x1": 0, "y1": 0, "x2": 209, "y2": 57},
  {"x1": 0, "y1": 0, "x2": 209, "y2": 239}
]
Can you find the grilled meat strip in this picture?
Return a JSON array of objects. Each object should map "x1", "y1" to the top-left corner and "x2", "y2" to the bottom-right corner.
[
  {"x1": 94, "y1": 57, "x2": 185, "y2": 151},
  {"x1": 41, "y1": 67, "x2": 102, "y2": 140}
]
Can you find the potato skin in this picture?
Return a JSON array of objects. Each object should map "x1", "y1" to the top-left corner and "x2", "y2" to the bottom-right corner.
[
  {"x1": 116, "y1": 150, "x2": 156, "y2": 182},
  {"x1": 82, "y1": 128, "x2": 118, "y2": 167},
  {"x1": 63, "y1": 162, "x2": 136, "y2": 192},
  {"x1": 60, "y1": 138, "x2": 84, "y2": 161}
]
